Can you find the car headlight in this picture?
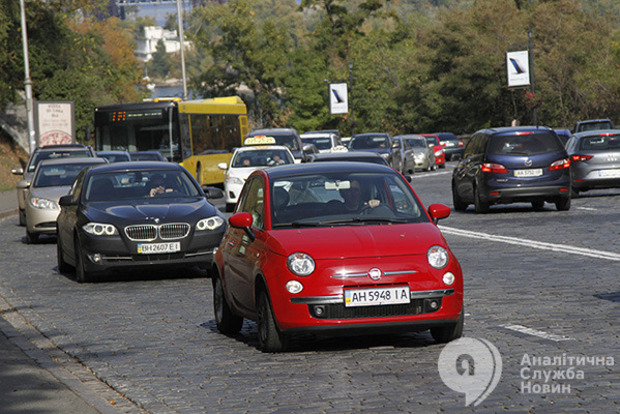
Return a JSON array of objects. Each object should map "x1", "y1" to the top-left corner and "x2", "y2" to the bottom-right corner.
[
  {"x1": 380, "y1": 153, "x2": 390, "y2": 160},
  {"x1": 226, "y1": 176, "x2": 244, "y2": 185},
  {"x1": 29, "y1": 197, "x2": 58, "y2": 210},
  {"x1": 427, "y1": 245, "x2": 449, "y2": 269},
  {"x1": 196, "y1": 216, "x2": 225, "y2": 231},
  {"x1": 435, "y1": 150, "x2": 443, "y2": 157},
  {"x1": 83, "y1": 222, "x2": 118, "y2": 236},
  {"x1": 287, "y1": 252, "x2": 315, "y2": 276}
]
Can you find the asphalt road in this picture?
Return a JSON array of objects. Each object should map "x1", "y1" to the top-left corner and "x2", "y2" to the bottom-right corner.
[{"x1": 0, "y1": 160, "x2": 618, "y2": 413}]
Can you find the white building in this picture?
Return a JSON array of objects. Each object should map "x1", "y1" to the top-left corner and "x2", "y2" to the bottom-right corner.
[{"x1": 135, "y1": 26, "x2": 191, "y2": 62}]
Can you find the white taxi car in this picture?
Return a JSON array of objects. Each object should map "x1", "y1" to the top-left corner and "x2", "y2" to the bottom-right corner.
[{"x1": 219, "y1": 142, "x2": 295, "y2": 212}]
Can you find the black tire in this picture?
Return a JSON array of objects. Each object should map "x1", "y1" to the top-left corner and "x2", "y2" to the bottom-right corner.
[
  {"x1": 225, "y1": 203, "x2": 235, "y2": 213},
  {"x1": 431, "y1": 311, "x2": 464, "y2": 343},
  {"x1": 555, "y1": 196, "x2": 571, "y2": 211},
  {"x1": 474, "y1": 186, "x2": 489, "y2": 214},
  {"x1": 57, "y1": 237, "x2": 71, "y2": 274},
  {"x1": 531, "y1": 200, "x2": 545, "y2": 211},
  {"x1": 75, "y1": 239, "x2": 90, "y2": 283},
  {"x1": 257, "y1": 290, "x2": 288, "y2": 352},
  {"x1": 26, "y1": 230, "x2": 39, "y2": 244},
  {"x1": 452, "y1": 181, "x2": 468, "y2": 211},
  {"x1": 213, "y1": 275, "x2": 243, "y2": 334},
  {"x1": 19, "y1": 209, "x2": 26, "y2": 226}
]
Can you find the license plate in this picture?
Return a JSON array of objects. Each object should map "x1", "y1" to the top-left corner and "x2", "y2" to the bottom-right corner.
[
  {"x1": 137, "y1": 242, "x2": 180, "y2": 254},
  {"x1": 344, "y1": 286, "x2": 410, "y2": 307},
  {"x1": 514, "y1": 168, "x2": 543, "y2": 177},
  {"x1": 597, "y1": 169, "x2": 620, "y2": 178}
]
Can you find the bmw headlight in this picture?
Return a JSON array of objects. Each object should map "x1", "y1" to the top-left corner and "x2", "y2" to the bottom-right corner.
[
  {"x1": 29, "y1": 197, "x2": 58, "y2": 210},
  {"x1": 83, "y1": 222, "x2": 118, "y2": 236},
  {"x1": 287, "y1": 252, "x2": 315, "y2": 276},
  {"x1": 197, "y1": 216, "x2": 225, "y2": 231},
  {"x1": 427, "y1": 245, "x2": 449, "y2": 269}
]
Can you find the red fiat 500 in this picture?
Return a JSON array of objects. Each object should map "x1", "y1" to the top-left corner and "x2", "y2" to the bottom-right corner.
[{"x1": 213, "y1": 162, "x2": 463, "y2": 352}]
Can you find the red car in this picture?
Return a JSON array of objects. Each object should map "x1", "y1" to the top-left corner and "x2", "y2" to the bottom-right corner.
[
  {"x1": 422, "y1": 134, "x2": 446, "y2": 168},
  {"x1": 213, "y1": 162, "x2": 463, "y2": 352}
]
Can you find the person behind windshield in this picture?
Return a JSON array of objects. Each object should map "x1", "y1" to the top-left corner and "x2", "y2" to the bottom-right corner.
[
  {"x1": 269, "y1": 153, "x2": 285, "y2": 166},
  {"x1": 332, "y1": 179, "x2": 380, "y2": 213}
]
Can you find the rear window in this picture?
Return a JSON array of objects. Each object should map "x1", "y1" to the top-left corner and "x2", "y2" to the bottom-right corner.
[
  {"x1": 28, "y1": 150, "x2": 92, "y2": 172},
  {"x1": 487, "y1": 132, "x2": 564, "y2": 156},
  {"x1": 578, "y1": 134, "x2": 620, "y2": 151}
]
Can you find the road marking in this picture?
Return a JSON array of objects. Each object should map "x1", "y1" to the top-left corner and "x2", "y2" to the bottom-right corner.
[
  {"x1": 413, "y1": 171, "x2": 452, "y2": 178},
  {"x1": 576, "y1": 207, "x2": 597, "y2": 211},
  {"x1": 439, "y1": 225, "x2": 620, "y2": 261},
  {"x1": 501, "y1": 324, "x2": 574, "y2": 341}
]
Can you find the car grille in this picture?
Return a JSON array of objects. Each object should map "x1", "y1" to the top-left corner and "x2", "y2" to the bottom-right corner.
[
  {"x1": 125, "y1": 223, "x2": 190, "y2": 241},
  {"x1": 308, "y1": 298, "x2": 442, "y2": 319}
]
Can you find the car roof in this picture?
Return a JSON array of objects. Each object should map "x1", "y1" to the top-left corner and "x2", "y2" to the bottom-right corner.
[
  {"x1": 263, "y1": 161, "x2": 394, "y2": 180},
  {"x1": 35, "y1": 144, "x2": 88, "y2": 151},
  {"x1": 310, "y1": 151, "x2": 384, "y2": 159},
  {"x1": 395, "y1": 134, "x2": 425, "y2": 140},
  {"x1": 482, "y1": 126, "x2": 554, "y2": 135},
  {"x1": 234, "y1": 145, "x2": 292, "y2": 152},
  {"x1": 352, "y1": 132, "x2": 390, "y2": 137},
  {"x1": 37, "y1": 157, "x2": 107, "y2": 167},
  {"x1": 97, "y1": 150, "x2": 129, "y2": 155},
  {"x1": 86, "y1": 161, "x2": 180, "y2": 174}
]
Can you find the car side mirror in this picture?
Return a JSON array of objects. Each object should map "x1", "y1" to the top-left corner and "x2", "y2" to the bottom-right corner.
[
  {"x1": 58, "y1": 195, "x2": 76, "y2": 207},
  {"x1": 428, "y1": 203, "x2": 451, "y2": 224},
  {"x1": 12, "y1": 167, "x2": 24, "y2": 175},
  {"x1": 229, "y1": 212, "x2": 255, "y2": 241},
  {"x1": 204, "y1": 186, "x2": 224, "y2": 199}
]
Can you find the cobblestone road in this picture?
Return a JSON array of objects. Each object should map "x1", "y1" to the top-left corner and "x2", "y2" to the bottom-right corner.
[{"x1": 0, "y1": 162, "x2": 618, "y2": 413}]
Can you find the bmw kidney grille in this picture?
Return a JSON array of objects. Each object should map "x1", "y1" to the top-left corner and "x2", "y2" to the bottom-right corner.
[{"x1": 125, "y1": 223, "x2": 190, "y2": 241}]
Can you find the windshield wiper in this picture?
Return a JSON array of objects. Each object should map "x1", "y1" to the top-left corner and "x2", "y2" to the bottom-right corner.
[
  {"x1": 319, "y1": 217, "x2": 408, "y2": 225},
  {"x1": 272, "y1": 221, "x2": 321, "y2": 228}
]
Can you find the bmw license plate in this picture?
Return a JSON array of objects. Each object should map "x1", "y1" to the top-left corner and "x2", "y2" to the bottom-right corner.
[
  {"x1": 137, "y1": 242, "x2": 180, "y2": 254},
  {"x1": 344, "y1": 286, "x2": 410, "y2": 307},
  {"x1": 514, "y1": 168, "x2": 543, "y2": 177}
]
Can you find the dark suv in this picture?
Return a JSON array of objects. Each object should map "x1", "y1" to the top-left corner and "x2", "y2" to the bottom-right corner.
[{"x1": 451, "y1": 126, "x2": 571, "y2": 213}]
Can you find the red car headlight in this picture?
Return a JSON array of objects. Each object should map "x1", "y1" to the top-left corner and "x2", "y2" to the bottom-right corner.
[{"x1": 427, "y1": 245, "x2": 449, "y2": 269}]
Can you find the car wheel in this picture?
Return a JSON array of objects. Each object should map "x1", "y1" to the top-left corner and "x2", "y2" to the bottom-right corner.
[
  {"x1": 26, "y1": 230, "x2": 39, "y2": 244},
  {"x1": 452, "y1": 181, "x2": 468, "y2": 211},
  {"x1": 571, "y1": 188, "x2": 580, "y2": 198},
  {"x1": 257, "y1": 289, "x2": 288, "y2": 353},
  {"x1": 439, "y1": 163, "x2": 446, "y2": 169},
  {"x1": 431, "y1": 311, "x2": 464, "y2": 343},
  {"x1": 531, "y1": 200, "x2": 545, "y2": 211},
  {"x1": 474, "y1": 186, "x2": 489, "y2": 214},
  {"x1": 213, "y1": 275, "x2": 243, "y2": 334},
  {"x1": 19, "y1": 209, "x2": 26, "y2": 226},
  {"x1": 75, "y1": 238, "x2": 91, "y2": 283},
  {"x1": 555, "y1": 196, "x2": 571, "y2": 211},
  {"x1": 57, "y1": 237, "x2": 71, "y2": 274}
]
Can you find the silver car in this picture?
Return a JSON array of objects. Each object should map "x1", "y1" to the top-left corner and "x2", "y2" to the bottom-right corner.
[
  {"x1": 393, "y1": 135, "x2": 436, "y2": 173},
  {"x1": 12, "y1": 144, "x2": 95, "y2": 226},
  {"x1": 25, "y1": 157, "x2": 106, "y2": 243},
  {"x1": 565, "y1": 129, "x2": 620, "y2": 196}
]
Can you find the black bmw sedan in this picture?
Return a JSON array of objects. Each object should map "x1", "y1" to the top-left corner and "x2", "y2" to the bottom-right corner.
[{"x1": 56, "y1": 162, "x2": 226, "y2": 282}]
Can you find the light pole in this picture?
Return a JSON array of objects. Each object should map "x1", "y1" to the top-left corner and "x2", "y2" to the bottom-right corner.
[
  {"x1": 20, "y1": 0, "x2": 36, "y2": 152},
  {"x1": 176, "y1": 0, "x2": 188, "y2": 101}
]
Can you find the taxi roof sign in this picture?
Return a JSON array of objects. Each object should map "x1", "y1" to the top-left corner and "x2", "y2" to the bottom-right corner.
[{"x1": 244, "y1": 135, "x2": 277, "y2": 146}]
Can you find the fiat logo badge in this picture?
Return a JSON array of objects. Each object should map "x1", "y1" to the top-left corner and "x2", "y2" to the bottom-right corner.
[
  {"x1": 524, "y1": 158, "x2": 533, "y2": 167},
  {"x1": 368, "y1": 268, "x2": 382, "y2": 280}
]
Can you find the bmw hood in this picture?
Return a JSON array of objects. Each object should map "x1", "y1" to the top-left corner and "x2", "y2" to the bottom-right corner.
[
  {"x1": 266, "y1": 223, "x2": 446, "y2": 260},
  {"x1": 84, "y1": 198, "x2": 219, "y2": 224}
]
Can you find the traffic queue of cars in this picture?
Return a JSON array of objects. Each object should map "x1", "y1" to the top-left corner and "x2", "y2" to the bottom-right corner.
[{"x1": 12, "y1": 122, "x2": 617, "y2": 352}]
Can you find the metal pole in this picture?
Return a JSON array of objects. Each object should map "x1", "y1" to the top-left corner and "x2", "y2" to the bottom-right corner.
[
  {"x1": 528, "y1": 27, "x2": 537, "y2": 125},
  {"x1": 348, "y1": 61, "x2": 354, "y2": 137},
  {"x1": 20, "y1": 0, "x2": 36, "y2": 152},
  {"x1": 176, "y1": 0, "x2": 188, "y2": 101}
]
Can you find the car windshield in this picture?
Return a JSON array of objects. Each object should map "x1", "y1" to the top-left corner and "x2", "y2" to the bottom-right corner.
[
  {"x1": 85, "y1": 170, "x2": 200, "y2": 202},
  {"x1": 232, "y1": 149, "x2": 294, "y2": 168},
  {"x1": 577, "y1": 121, "x2": 613, "y2": 132},
  {"x1": 271, "y1": 172, "x2": 426, "y2": 228},
  {"x1": 487, "y1": 132, "x2": 564, "y2": 156},
  {"x1": 301, "y1": 137, "x2": 333, "y2": 150},
  {"x1": 578, "y1": 134, "x2": 620, "y2": 151},
  {"x1": 349, "y1": 135, "x2": 389, "y2": 150},
  {"x1": 28, "y1": 150, "x2": 92, "y2": 172},
  {"x1": 98, "y1": 153, "x2": 130, "y2": 163},
  {"x1": 405, "y1": 138, "x2": 427, "y2": 148},
  {"x1": 33, "y1": 163, "x2": 94, "y2": 188}
]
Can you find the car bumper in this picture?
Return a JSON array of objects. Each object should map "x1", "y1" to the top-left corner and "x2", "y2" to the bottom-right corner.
[
  {"x1": 25, "y1": 206, "x2": 60, "y2": 234},
  {"x1": 483, "y1": 184, "x2": 570, "y2": 204},
  {"x1": 572, "y1": 167, "x2": 620, "y2": 190},
  {"x1": 79, "y1": 229, "x2": 225, "y2": 273},
  {"x1": 224, "y1": 182, "x2": 244, "y2": 205}
]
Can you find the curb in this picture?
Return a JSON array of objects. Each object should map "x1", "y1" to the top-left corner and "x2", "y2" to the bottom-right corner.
[{"x1": 0, "y1": 209, "x2": 17, "y2": 220}]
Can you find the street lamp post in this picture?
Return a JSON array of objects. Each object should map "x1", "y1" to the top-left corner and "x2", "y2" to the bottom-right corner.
[
  {"x1": 176, "y1": 0, "x2": 188, "y2": 101},
  {"x1": 20, "y1": 0, "x2": 36, "y2": 153}
]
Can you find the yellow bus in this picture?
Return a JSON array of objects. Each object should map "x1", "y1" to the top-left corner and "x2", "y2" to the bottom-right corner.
[{"x1": 94, "y1": 96, "x2": 248, "y2": 186}]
